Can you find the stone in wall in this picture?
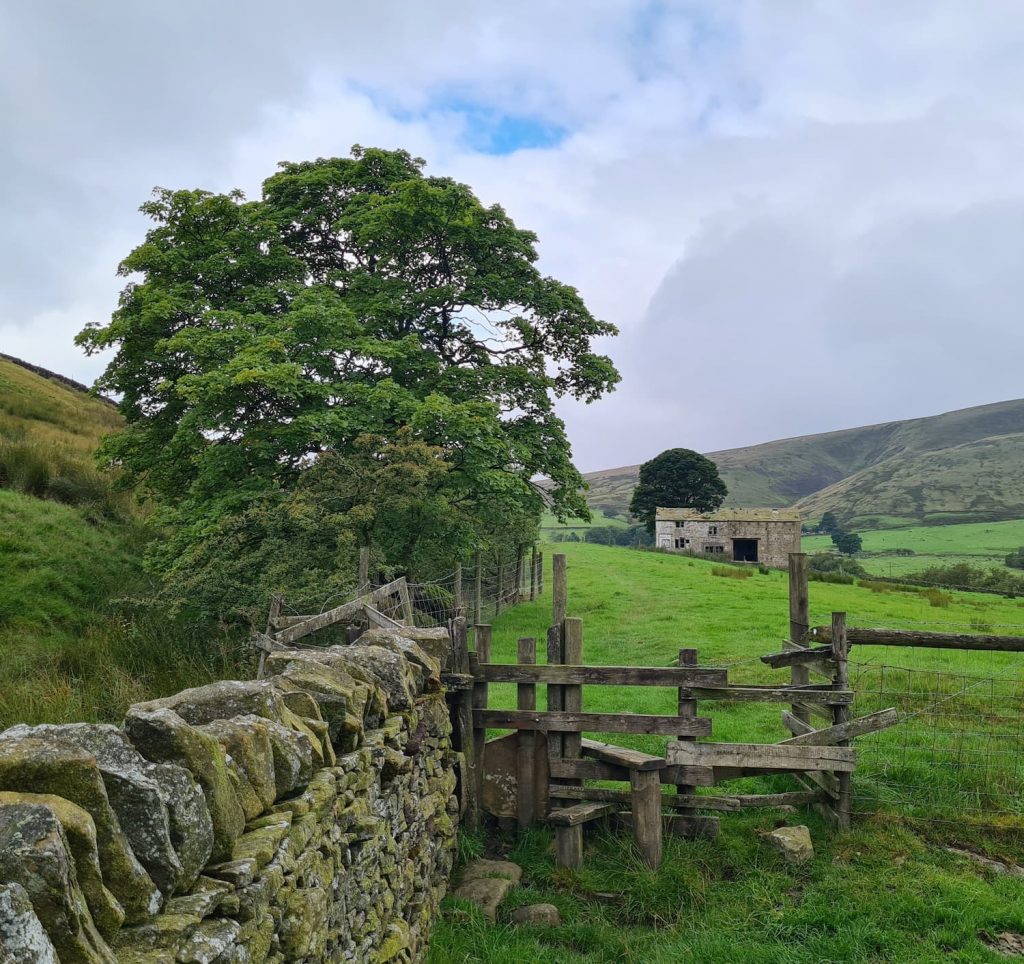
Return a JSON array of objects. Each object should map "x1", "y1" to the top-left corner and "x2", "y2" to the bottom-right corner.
[{"x1": 0, "y1": 631, "x2": 461, "y2": 963}]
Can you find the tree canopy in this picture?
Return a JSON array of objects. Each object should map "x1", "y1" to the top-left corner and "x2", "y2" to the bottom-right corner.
[
  {"x1": 78, "y1": 146, "x2": 619, "y2": 619},
  {"x1": 628, "y1": 448, "x2": 727, "y2": 533}
]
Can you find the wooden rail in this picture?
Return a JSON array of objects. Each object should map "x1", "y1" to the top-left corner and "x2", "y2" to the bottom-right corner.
[
  {"x1": 479, "y1": 664, "x2": 727, "y2": 686},
  {"x1": 809, "y1": 626, "x2": 1024, "y2": 652}
]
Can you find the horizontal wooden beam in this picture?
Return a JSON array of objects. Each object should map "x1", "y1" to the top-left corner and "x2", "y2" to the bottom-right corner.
[
  {"x1": 555, "y1": 786, "x2": 740, "y2": 811},
  {"x1": 810, "y1": 626, "x2": 1024, "y2": 653},
  {"x1": 794, "y1": 771, "x2": 841, "y2": 804},
  {"x1": 580, "y1": 737, "x2": 665, "y2": 771},
  {"x1": 547, "y1": 802, "x2": 617, "y2": 826},
  {"x1": 269, "y1": 615, "x2": 315, "y2": 629},
  {"x1": 668, "y1": 740, "x2": 856, "y2": 773},
  {"x1": 760, "y1": 646, "x2": 835, "y2": 669},
  {"x1": 784, "y1": 641, "x2": 834, "y2": 682},
  {"x1": 476, "y1": 709, "x2": 712, "y2": 737},
  {"x1": 685, "y1": 685, "x2": 853, "y2": 705},
  {"x1": 274, "y1": 577, "x2": 407, "y2": 644},
  {"x1": 548, "y1": 758, "x2": 716, "y2": 786},
  {"x1": 781, "y1": 707, "x2": 899, "y2": 746},
  {"x1": 479, "y1": 663, "x2": 727, "y2": 687}
]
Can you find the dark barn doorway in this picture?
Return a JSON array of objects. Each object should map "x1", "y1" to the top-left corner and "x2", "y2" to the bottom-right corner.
[{"x1": 732, "y1": 538, "x2": 759, "y2": 563}]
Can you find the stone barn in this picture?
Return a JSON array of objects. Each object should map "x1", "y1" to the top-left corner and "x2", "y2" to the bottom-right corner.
[{"x1": 655, "y1": 507, "x2": 801, "y2": 568}]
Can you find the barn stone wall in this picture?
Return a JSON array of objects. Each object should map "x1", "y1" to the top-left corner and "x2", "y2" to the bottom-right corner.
[{"x1": 0, "y1": 628, "x2": 460, "y2": 963}]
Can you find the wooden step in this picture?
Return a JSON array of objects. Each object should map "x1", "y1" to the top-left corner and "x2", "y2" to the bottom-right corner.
[
  {"x1": 580, "y1": 737, "x2": 666, "y2": 771},
  {"x1": 547, "y1": 802, "x2": 617, "y2": 826}
]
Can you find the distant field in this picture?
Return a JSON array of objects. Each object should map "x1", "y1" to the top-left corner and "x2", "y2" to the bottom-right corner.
[
  {"x1": 803, "y1": 518, "x2": 1024, "y2": 576},
  {"x1": 431, "y1": 543, "x2": 1024, "y2": 962},
  {"x1": 539, "y1": 507, "x2": 628, "y2": 536}
]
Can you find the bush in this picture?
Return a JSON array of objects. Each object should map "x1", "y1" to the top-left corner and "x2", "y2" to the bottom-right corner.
[
  {"x1": 808, "y1": 553, "x2": 867, "y2": 578},
  {"x1": 923, "y1": 588, "x2": 953, "y2": 608},
  {"x1": 712, "y1": 565, "x2": 752, "y2": 579},
  {"x1": 1006, "y1": 547, "x2": 1024, "y2": 570},
  {"x1": 809, "y1": 571, "x2": 855, "y2": 585}
]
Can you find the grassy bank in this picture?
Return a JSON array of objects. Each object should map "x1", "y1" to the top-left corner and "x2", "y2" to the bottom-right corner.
[{"x1": 430, "y1": 543, "x2": 1024, "y2": 962}]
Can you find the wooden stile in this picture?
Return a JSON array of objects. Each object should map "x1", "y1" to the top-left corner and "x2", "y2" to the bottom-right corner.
[
  {"x1": 831, "y1": 612, "x2": 852, "y2": 829},
  {"x1": 470, "y1": 624, "x2": 492, "y2": 830},
  {"x1": 788, "y1": 552, "x2": 811, "y2": 726},
  {"x1": 676, "y1": 648, "x2": 698, "y2": 802},
  {"x1": 516, "y1": 636, "x2": 537, "y2": 830},
  {"x1": 781, "y1": 707, "x2": 898, "y2": 746},
  {"x1": 479, "y1": 664, "x2": 726, "y2": 687},
  {"x1": 667, "y1": 740, "x2": 855, "y2": 773},
  {"x1": 563, "y1": 616, "x2": 584, "y2": 776},
  {"x1": 477, "y1": 710, "x2": 711, "y2": 737},
  {"x1": 629, "y1": 769, "x2": 663, "y2": 869}
]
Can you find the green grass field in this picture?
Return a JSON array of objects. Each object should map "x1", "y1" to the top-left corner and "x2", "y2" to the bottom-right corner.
[
  {"x1": 430, "y1": 543, "x2": 1024, "y2": 963},
  {"x1": 540, "y1": 507, "x2": 629, "y2": 538},
  {"x1": 804, "y1": 519, "x2": 1024, "y2": 577}
]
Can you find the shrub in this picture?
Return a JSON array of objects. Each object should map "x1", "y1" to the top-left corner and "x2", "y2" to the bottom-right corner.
[
  {"x1": 809, "y1": 571, "x2": 855, "y2": 585},
  {"x1": 712, "y1": 565, "x2": 752, "y2": 579},
  {"x1": 1006, "y1": 547, "x2": 1024, "y2": 570},
  {"x1": 923, "y1": 588, "x2": 953, "y2": 608},
  {"x1": 808, "y1": 553, "x2": 867, "y2": 578}
]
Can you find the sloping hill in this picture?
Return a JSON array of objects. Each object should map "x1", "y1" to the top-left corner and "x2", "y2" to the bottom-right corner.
[{"x1": 584, "y1": 398, "x2": 1024, "y2": 526}]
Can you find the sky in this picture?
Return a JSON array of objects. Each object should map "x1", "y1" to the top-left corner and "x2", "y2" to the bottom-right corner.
[{"x1": 3, "y1": 1, "x2": 1024, "y2": 473}]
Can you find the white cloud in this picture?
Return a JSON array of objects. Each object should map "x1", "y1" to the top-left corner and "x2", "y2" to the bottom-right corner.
[{"x1": 3, "y1": 1, "x2": 1024, "y2": 472}]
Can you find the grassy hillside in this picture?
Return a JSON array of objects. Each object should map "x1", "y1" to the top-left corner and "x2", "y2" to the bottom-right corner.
[
  {"x1": 804, "y1": 518, "x2": 1024, "y2": 577},
  {"x1": 582, "y1": 398, "x2": 1024, "y2": 526},
  {"x1": 431, "y1": 543, "x2": 1024, "y2": 962},
  {"x1": 0, "y1": 356, "x2": 232, "y2": 727}
]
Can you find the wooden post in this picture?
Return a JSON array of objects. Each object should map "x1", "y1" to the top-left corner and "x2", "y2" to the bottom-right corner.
[
  {"x1": 358, "y1": 547, "x2": 370, "y2": 595},
  {"x1": 449, "y1": 616, "x2": 476, "y2": 819},
  {"x1": 471, "y1": 624, "x2": 492, "y2": 829},
  {"x1": 538, "y1": 551, "x2": 544, "y2": 596},
  {"x1": 557, "y1": 825, "x2": 583, "y2": 869},
  {"x1": 676, "y1": 648, "x2": 698, "y2": 799},
  {"x1": 529, "y1": 546, "x2": 538, "y2": 601},
  {"x1": 831, "y1": 611, "x2": 852, "y2": 830},
  {"x1": 399, "y1": 578, "x2": 415, "y2": 626},
  {"x1": 258, "y1": 594, "x2": 282, "y2": 678},
  {"x1": 475, "y1": 550, "x2": 483, "y2": 626},
  {"x1": 630, "y1": 769, "x2": 663, "y2": 870},
  {"x1": 454, "y1": 564, "x2": 464, "y2": 616},
  {"x1": 562, "y1": 617, "x2": 583, "y2": 780},
  {"x1": 553, "y1": 553, "x2": 567, "y2": 627},
  {"x1": 546, "y1": 624, "x2": 566, "y2": 809},
  {"x1": 496, "y1": 549, "x2": 504, "y2": 616},
  {"x1": 788, "y1": 553, "x2": 810, "y2": 725},
  {"x1": 516, "y1": 636, "x2": 537, "y2": 830},
  {"x1": 515, "y1": 547, "x2": 525, "y2": 604}
]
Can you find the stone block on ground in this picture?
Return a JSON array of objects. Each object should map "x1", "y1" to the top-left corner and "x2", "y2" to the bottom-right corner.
[
  {"x1": 451, "y1": 877, "x2": 514, "y2": 922},
  {"x1": 761, "y1": 825, "x2": 815, "y2": 865},
  {"x1": 459, "y1": 858, "x2": 523, "y2": 886},
  {"x1": 512, "y1": 904, "x2": 561, "y2": 926}
]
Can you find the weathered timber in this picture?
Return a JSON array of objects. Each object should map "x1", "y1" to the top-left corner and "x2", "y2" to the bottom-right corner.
[
  {"x1": 630, "y1": 769, "x2": 663, "y2": 868},
  {"x1": 399, "y1": 580, "x2": 415, "y2": 625},
  {"x1": 810, "y1": 626, "x2": 1024, "y2": 652},
  {"x1": 617, "y1": 811, "x2": 720, "y2": 840},
  {"x1": 685, "y1": 685, "x2": 853, "y2": 704},
  {"x1": 454, "y1": 564, "x2": 463, "y2": 613},
  {"x1": 794, "y1": 771, "x2": 841, "y2": 803},
  {"x1": 552, "y1": 554, "x2": 567, "y2": 626},
  {"x1": 580, "y1": 737, "x2": 665, "y2": 771},
  {"x1": 677, "y1": 648, "x2": 699, "y2": 799},
  {"x1": 440, "y1": 672, "x2": 475, "y2": 691},
  {"x1": 731, "y1": 791, "x2": 824, "y2": 808},
  {"x1": 364, "y1": 604, "x2": 403, "y2": 630},
  {"x1": 563, "y1": 617, "x2": 584, "y2": 781},
  {"x1": 781, "y1": 707, "x2": 899, "y2": 746},
  {"x1": 781, "y1": 710, "x2": 815, "y2": 738},
  {"x1": 793, "y1": 700, "x2": 835, "y2": 723},
  {"x1": 548, "y1": 802, "x2": 616, "y2": 827},
  {"x1": 477, "y1": 709, "x2": 712, "y2": 737},
  {"x1": 516, "y1": 637, "x2": 537, "y2": 830},
  {"x1": 474, "y1": 551, "x2": 483, "y2": 625},
  {"x1": 761, "y1": 646, "x2": 835, "y2": 669},
  {"x1": 275, "y1": 578, "x2": 407, "y2": 644},
  {"x1": 479, "y1": 664, "x2": 727, "y2": 687},
  {"x1": 549, "y1": 759, "x2": 715, "y2": 786},
  {"x1": 556, "y1": 825, "x2": 583, "y2": 868},
  {"x1": 831, "y1": 612, "x2": 853, "y2": 830},
  {"x1": 470, "y1": 626, "x2": 492, "y2": 830},
  {"x1": 667, "y1": 740, "x2": 856, "y2": 772},
  {"x1": 555, "y1": 786, "x2": 740, "y2": 811},
  {"x1": 546, "y1": 624, "x2": 567, "y2": 801},
  {"x1": 358, "y1": 546, "x2": 370, "y2": 595},
  {"x1": 789, "y1": 552, "x2": 811, "y2": 726},
  {"x1": 269, "y1": 614, "x2": 315, "y2": 630}
]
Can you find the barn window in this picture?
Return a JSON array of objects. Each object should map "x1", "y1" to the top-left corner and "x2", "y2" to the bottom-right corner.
[{"x1": 709, "y1": 526, "x2": 718, "y2": 535}]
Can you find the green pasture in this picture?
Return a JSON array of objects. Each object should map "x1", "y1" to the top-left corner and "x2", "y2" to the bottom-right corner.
[
  {"x1": 430, "y1": 542, "x2": 1024, "y2": 962},
  {"x1": 804, "y1": 518, "x2": 1024, "y2": 577},
  {"x1": 540, "y1": 507, "x2": 629, "y2": 537}
]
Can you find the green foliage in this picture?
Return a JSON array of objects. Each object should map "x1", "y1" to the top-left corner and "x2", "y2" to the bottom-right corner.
[
  {"x1": 583, "y1": 524, "x2": 652, "y2": 547},
  {"x1": 819, "y1": 510, "x2": 840, "y2": 534},
  {"x1": 832, "y1": 530, "x2": 863, "y2": 555},
  {"x1": 78, "y1": 147, "x2": 617, "y2": 619},
  {"x1": 903, "y1": 562, "x2": 1024, "y2": 595},
  {"x1": 628, "y1": 448, "x2": 727, "y2": 534},
  {"x1": 1006, "y1": 547, "x2": 1024, "y2": 569},
  {"x1": 711, "y1": 564, "x2": 752, "y2": 579},
  {"x1": 808, "y1": 553, "x2": 867, "y2": 577}
]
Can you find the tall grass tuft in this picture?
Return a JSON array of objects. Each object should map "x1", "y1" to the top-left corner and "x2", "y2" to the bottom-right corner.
[{"x1": 711, "y1": 565, "x2": 753, "y2": 579}]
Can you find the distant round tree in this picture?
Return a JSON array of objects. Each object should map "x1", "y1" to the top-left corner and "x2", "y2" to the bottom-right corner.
[
  {"x1": 833, "y1": 531, "x2": 863, "y2": 555},
  {"x1": 629, "y1": 448, "x2": 727, "y2": 534},
  {"x1": 819, "y1": 511, "x2": 840, "y2": 535},
  {"x1": 1006, "y1": 547, "x2": 1024, "y2": 570}
]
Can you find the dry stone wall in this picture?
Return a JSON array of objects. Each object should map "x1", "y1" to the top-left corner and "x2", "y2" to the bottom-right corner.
[{"x1": 0, "y1": 628, "x2": 460, "y2": 962}]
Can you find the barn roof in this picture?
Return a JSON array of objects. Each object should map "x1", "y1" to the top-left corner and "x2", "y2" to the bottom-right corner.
[{"x1": 655, "y1": 507, "x2": 801, "y2": 523}]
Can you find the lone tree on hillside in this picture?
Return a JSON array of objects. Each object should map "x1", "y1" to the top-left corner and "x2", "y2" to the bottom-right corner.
[
  {"x1": 832, "y1": 531, "x2": 863, "y2": 556},
  {"x1": 819, "y1": 511, "x2": 840, "y2": 535},
  {"x1": 629, "y1": 448, "x2": 727, "y2": 533}
]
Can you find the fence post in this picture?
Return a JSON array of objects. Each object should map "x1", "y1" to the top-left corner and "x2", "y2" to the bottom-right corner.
[
  {"x1": 553, "y1": 553, "x2": 567, "y2": 627},
  {"x1": 676, "y1": 648, "x2": 698, "y2": 800},
  {"x1": 529, "y1": 546, "x2": 538, "y2": 601},
  {"x1": 358, "y1": 546, "x2": 370, "y2": 596},
  {"x1": 475, "y1": 551, "x2": 483, "y2": 626},
  {"x1": 538, "y1": 550, "x2": 544, "y2": 596},
  {"x1": 831, "y1": 611, "x2": 852, "y2": 830},
  {"x1": 399, "y1": 578, "x2": 415, "y2": 626},
  {"x1": 496, "y1": 549, "x2": 504, "y2": 616},
  {"x1": 562, "y1": 616, "x2": 583, "y2": 788},
  {"x1": 470, "y1": 624, "x2": 492, "y2": 830},
  {"x1": 454, "y1": 564, "x2": 463, "y2": 616},
  {"x1": 515, "y1": 547, "x2": 525, "y2": 604},
  {"x1": 516, "y1": 636, "x2": 537, "y2": 830},
  {"x1": 788, "y1": 553, "x2": 810, "y2": 725},
  {"x1": 258, "y1": 594, "x2": 282, "y2": 678},
  {"x1": 546, "y1": 624, "x2": 566, "y2": 809}
]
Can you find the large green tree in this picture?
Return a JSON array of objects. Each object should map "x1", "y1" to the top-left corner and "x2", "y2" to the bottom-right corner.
[
  {"x1": 78, "y1": 147, "x2": 618, "y2": 612},
  {"x1": 629, "y1": 448, "x2": 727, "y2": 533}
]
